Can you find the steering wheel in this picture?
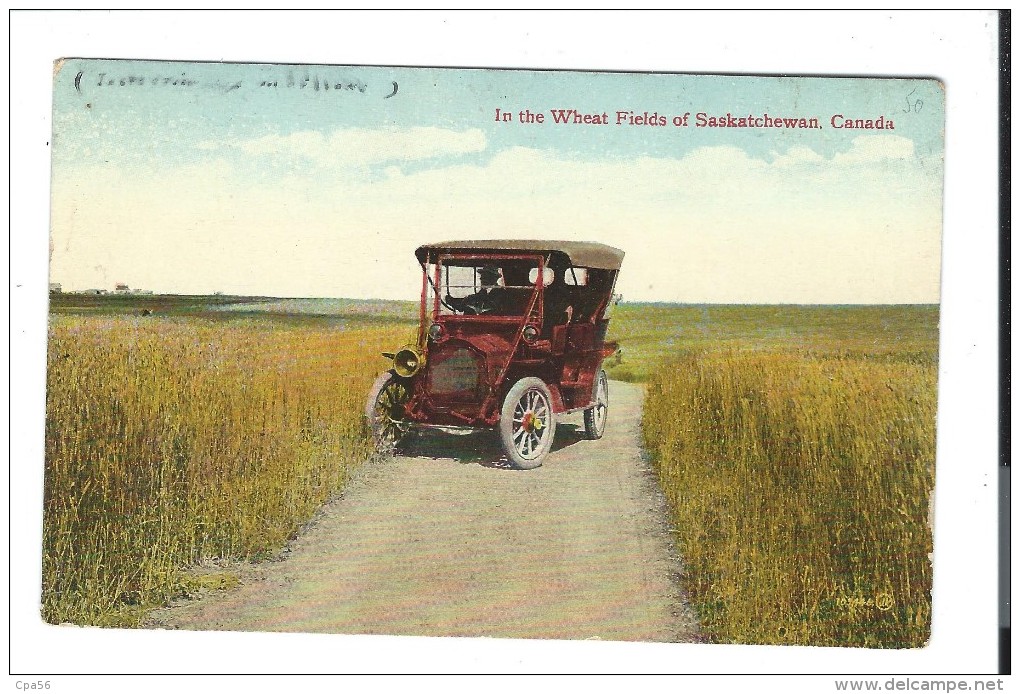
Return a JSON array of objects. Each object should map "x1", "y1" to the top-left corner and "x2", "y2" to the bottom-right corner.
[{"x1": 464, "y1": 301, "x2": 493, "y2": 315}]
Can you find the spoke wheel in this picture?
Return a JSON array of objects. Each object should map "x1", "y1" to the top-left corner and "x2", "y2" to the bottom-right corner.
[
  {"x1": 583, "y1": 369, "x2": 610, "y2": 440},
  {"x1": 365, "y1": 372, "x2": 411, "y2": 452},
  {"x1": 499, "y1": 377, "x2": 557, "y2": 469}
]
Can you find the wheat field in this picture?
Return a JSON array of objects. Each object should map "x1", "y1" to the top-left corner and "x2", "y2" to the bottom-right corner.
[
  {"x1": 44, "y1": 299, "x2": 937, "y2": 646},
  {"x1": 637, "y1": 306, "x2": 937, "y2": 648},
  {"x1": 44, "y1": 313, "x2": 407, "y2": 625}
]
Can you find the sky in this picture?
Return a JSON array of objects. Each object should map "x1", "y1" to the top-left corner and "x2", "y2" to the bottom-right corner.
[{"x1": 49, "y1": 60, "x2": 945, "y2": 303}]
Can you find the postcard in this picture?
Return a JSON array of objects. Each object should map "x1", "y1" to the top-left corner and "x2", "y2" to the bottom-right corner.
[{"x1": 44, "y1": 58, "x2": 944, "y2": 651}]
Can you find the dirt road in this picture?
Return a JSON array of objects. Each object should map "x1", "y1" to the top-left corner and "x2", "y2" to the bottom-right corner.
[{"x1": 149, "y1": 382, "x2": 700, "y2": 642}]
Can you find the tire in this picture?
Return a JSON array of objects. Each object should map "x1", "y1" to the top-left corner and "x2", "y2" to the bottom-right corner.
[
  {"x1": 365, "y1": 371, "x2": 411, "y2": 452},
  {"x1": 499, "y1": 377, "x2": 557, "y2": 470},
  {"x1": 583, "y1": 369, "x2": 609, "y2": 440}
]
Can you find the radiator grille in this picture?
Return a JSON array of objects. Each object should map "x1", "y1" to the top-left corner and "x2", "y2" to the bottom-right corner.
[{"x1": 428, "y1": 345, "x2": 483, "y2": 399}]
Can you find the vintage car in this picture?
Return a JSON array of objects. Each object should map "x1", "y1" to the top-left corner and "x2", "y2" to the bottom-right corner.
[{"x1": 365, "y1": 240, "x2": 625, "y2": 469}]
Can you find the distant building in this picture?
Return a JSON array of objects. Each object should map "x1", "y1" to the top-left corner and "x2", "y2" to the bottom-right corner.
[
  {"x1": 49, "y1": 283, "x2": 61, "y2": 293},
  {"x1": 107, "y1": 283, "x2": 155, "y2": 295}
]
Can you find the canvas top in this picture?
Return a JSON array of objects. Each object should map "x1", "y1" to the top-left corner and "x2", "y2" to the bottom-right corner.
[{"x1": 415, "y1": 240, "x2": 625, "y2": 270}]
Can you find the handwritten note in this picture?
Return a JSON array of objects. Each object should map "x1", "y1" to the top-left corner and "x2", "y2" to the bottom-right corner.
[{"x1": 73, "y1": 68, "x2": 399, "y2": 99}]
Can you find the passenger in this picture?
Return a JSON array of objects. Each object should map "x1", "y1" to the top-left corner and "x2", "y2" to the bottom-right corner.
[{"x1": 543, "y1": 269, "x2": 575, "y2": 326}]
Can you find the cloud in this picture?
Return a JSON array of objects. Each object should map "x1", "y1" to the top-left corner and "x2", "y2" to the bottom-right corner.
[
  {"x1": 770, "y1": 145, "x2": 826, "y2": 168},
  {"x1": 200, "y1": 127, "x2": 487, "y2": 168},
  {"x1": 833, "y1": 135, "x2": 916, "y2": 165}
]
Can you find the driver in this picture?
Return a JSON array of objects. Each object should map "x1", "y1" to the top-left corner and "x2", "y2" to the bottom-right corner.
[{"x1": 445, "y1": 265, "x2": 508, "y2": 315}]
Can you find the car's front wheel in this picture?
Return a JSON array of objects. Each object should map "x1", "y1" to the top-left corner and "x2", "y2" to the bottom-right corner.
[
  {"x1": 499, "y1": 377, "x2": 557, "y2": 469},
  {"x1": 365, "y1": 371, "x2": 411, "y2": 452}
]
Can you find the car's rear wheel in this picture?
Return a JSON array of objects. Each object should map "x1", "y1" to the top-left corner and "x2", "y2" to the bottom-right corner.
[
  {"x1": 366, "y1": 371, "x2": 411, "y2": 452},
  {"x1": 583, "y1": 369, "x2": 609, "y2": 439},
  {"x1": 499, "y1": 377, "x2": 556, "y2": 469}
]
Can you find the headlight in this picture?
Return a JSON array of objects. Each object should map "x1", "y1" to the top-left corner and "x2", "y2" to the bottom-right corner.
[
  {"x1": 428, "y1": 323, "x2": 444, "y2": 341},
  {"x1": 523, "y1": 325, "x2": 539, "y2": 342},
  {"x1": 394, "y1": 346, "x2": 424, "y2": 378}
]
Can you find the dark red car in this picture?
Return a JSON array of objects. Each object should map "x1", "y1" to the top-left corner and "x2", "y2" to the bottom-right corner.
[{"x1": 366, "y1": 240, "x2": 624, "y2": 469}]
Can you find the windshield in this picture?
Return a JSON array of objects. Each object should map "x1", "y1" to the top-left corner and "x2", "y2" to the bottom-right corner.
[{"x1": 430, "y1": 256, "x2": 543, "y2": 317}]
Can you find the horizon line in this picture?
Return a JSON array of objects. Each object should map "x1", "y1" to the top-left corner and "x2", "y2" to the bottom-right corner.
[{"x1": 48, "y1": 291, "x2": 941, "y2": 307}]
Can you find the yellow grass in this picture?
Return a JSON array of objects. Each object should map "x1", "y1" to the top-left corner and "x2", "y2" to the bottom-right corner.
[
  {"x1": 44, "y1": 315, "x2": 406, "y2": 625},
  {"x1": 46, "y1": 301, "x2": 938, "y2": 647},
  {"x1": 643, "y1": 350, "x2": 936, "y2": 648}
]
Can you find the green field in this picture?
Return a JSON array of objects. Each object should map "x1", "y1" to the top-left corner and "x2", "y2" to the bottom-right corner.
[
  {"x1": 45, "y1": 295, "x2": 937, "y2": 646},
  {"x1": 604, "y1": 303, "x2": 938, "y2": 381},
  {"x1": 48, "y1": 293, "x2": 419, "y2": 326}
]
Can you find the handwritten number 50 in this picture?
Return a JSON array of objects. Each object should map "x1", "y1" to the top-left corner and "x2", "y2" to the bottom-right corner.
[{"x1": 903, "y1": 89, "x2": 923, "y2": 114}]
